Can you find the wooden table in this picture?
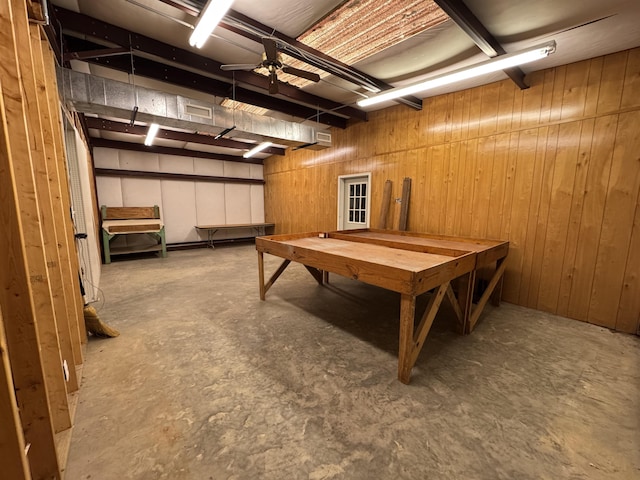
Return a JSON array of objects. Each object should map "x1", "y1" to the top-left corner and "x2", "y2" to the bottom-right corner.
[
  {"x1": 195, "y1": 223, "x2": 275, "y2": 248},
  {"x1": 256, "y1": 229, "x2": 509, "y2": 384}
]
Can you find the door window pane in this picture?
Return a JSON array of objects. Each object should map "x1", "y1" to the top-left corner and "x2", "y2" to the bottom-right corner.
[{"x1": 347, "y1": 181, "x2": 367, "y2": 225}]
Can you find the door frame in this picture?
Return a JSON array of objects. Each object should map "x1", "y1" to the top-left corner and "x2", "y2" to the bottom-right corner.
[{"x1": 337, "y1": 172, "x2": 371, "y2": 230}]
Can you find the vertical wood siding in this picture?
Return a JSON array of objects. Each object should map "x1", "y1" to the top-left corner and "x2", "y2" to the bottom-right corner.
[{"x1": 264, "y1": 48, "x2": 640, "y2": 334}]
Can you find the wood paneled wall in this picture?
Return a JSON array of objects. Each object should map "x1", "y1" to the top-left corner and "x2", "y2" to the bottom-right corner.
[
  {"x1": 264, "y1": 48, "x2": 640, "y2": 335},
  {"x1": 0, "y1": 0, "x2": 86, "y2": 478}
]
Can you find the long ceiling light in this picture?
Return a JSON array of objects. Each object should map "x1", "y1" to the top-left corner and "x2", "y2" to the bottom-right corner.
[
  {"x1": 357, "y1": 41, "x2": 556, "y2": 107},
  {"x1": 243, "y1": 141, "x2": 272, "y2": 158},
  {"x1": 189, "y1": 0, "x2": 234, "y2": 49},
  {"x1": 144, "y1": 123, "x2": 160, "y2": 146}
]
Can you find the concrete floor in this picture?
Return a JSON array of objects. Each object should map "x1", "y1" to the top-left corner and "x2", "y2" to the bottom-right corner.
[{"x1": 66, "y1": 245, "x2": 640, "y2": 480}]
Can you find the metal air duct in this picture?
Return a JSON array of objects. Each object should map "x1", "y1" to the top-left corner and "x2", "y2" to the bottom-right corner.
[{"x1": 57, "y1": 68, "x2": 329, "y2": 148}]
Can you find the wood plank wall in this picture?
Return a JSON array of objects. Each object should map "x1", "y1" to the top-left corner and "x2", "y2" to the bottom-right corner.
[
  {"x1": 264, "y1": 48, "x2": 640, "y2": 335},
  {"x1": 0, "y1": 0, "x2": 86, "y2": 478}
]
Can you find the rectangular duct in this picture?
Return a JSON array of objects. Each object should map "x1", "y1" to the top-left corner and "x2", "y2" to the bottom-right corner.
[{"x1": 57, "y1": 68, "x2": 330, "y2": 148}]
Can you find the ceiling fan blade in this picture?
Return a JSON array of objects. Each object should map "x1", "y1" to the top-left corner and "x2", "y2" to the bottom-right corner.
[
  {"x1": 220, "y1": 64, "x2": 259, "y2": 71},
  {"x1": 262, "y1": 37, "x2": 278, "y2": 63},
  {"x1": 268, "y1": 71, "x2": 279, "y2": 94},
  {"x1": 281, "y1": 66, "x2": 320, "y2": 83}
]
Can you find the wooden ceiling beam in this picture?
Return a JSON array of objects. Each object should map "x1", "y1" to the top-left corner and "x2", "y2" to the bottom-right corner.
[
  {"x1": 84, "y1": 117, "x2": 286, "y2": 155},
  {"x1": 63, "y1": 35, "x2": 348, "y2": 129},
  {"x1": 219, "y1": 7, "x2": 423, "y2": 110},
  {"x1": 53, "y1": 6, "x2": 366, "y2": 124},
  {"x1": 161, "y1": 0, "x2": 422, "y2": 109},
  {"x1": 90, "y1": 138, "x2": 265, "y2": 165},
  {"x1": 433, "y1": 0, "x2": 529, "y2": 89}
]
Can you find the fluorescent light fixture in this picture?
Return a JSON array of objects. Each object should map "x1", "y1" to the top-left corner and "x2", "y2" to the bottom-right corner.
[
  {"x1": 357, "y1": 40, "x2": 556, "y2": 107},
  {"x1": 243, "y1": 141, "x2": 272, "y2": 158},
  {"x1": 189, "y1": 0, "x2": 234, "y2": 49},
  {"x1": 144, "y1": 123, "x2": 160, "y2": 146},
  {"x1": 214, "y1": 125, "x2": 236, "y2": 139}
]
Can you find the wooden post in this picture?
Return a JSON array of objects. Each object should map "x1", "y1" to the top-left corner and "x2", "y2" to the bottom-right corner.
[
  {"x1": 0, "y1": 0, "x2": 62, "y2": 475},
  {"x1": 30, "y1": 27, "x2": 81, "y2": 394},
  {"x1": 13, "y1": 7, "x2": 75, "y2": 433},
  {"x1": 398, "y1": 177, "x2": 411, "y2": 231},
  {"x1": 0, "y1": 307, "x2": 32, "y2": 480},
  {"x1": 378, "y1": 179, "x2": 392, "y2": 229},
  {"x1": 41, "y1": 39, "x2": 88, "y2": 350},
  {"x1": 0, "y1": 84, "x2": 61, "y2": 479}
]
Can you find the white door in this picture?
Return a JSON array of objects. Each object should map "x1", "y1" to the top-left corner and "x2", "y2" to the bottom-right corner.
[{"x1": 338, "y1": 173, "x2": 371, "y2": 230}]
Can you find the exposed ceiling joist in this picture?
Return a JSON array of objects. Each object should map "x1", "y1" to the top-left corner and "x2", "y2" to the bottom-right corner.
[
  {"x1": 63, "y1": 47, "x2": 129, "y2": 62},
  {"x1": 63, "y1": 36, "x2": 347, "y2": 129},
  {"x1": 433, "y1": 0, "x2": 529, "y2": 89},
  {"x1": 91, "y1": 138, "x2": 265, "y2": 164},
  {"x1": 53, "y1": 6, "x2": 366, "y2": 126},
  {"x1": 156, "y1": 0, "x2": 423, "y2": 110},
  {"x1": 221, "y1": 9, "x2": 424, "y2": 109},
  {"x1": 84, "y1": 117, "x2": 286, "y2": 155}
]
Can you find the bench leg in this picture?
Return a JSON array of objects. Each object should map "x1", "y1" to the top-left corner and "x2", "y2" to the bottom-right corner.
[
  {"x1": 102, "y1": 229, "x2": 112, "y2": 264},
  {"x1": 160, "y1": 227, "x2": 167, "y2": 258}
]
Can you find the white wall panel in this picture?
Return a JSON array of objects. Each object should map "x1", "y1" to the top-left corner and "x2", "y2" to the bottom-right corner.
[
  {"x1": 224, "y1": 161, "x2": 251, "y2": 179},
  {"x1": 119, "y1": 150, "x2": 159, "y2": 172},
  {"x1": 161, "y1": 180, "x2": 198, "y2": 243},
  {"x1": 225, "y1": 184, "x2": 252, "y2": 224},
  {"x1": 159, "y1": 154, "x2": 194, "y2": 174},
  {"x1": 194, "y1": 158, "x2": 224, "y2": 176},
  {"x1": 95, "y1": 149, "x2": 266, "y2": 245},
  {"x1": 96, "y1": 176, "x2": 123, "y2": 207},
  {"x1": 250, "y1": 185, "x2": 265, "y2": 223},
  {"x1": 94, "y1": 147, "x2": 120, "y2": 169},
  {"x1": 195, "y1": 182, "x2": 226, "y2": 225},
  {"x1": 250, "y1": 164, "x2": 264, "y2": 180},
  {"x1": 121, "y1": 178, "x2": 163, "y2": 210}
]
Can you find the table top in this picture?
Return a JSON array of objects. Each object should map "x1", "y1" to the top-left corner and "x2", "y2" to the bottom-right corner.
[
  {"x1": 256, "y1": 229, "x2": 507, "y2": 295},
  {"x1": 196, "y1": 223, "x2": 275, "y2": 230},
  {"x1": 283, "y1": 236, "x2": 457, "y2": 273}
]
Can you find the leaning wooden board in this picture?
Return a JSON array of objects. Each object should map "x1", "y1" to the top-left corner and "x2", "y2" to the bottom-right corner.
[{"x1": 256, "y1": 229, "x2": 508, "y2": 384}]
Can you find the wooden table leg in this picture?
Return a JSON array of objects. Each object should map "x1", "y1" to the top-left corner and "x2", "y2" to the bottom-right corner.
[
  {"x1": 258, "y1": 251, "x2": 265, "y2": 300},
  {"x1": 457, "y1": 270, "x2": 476, "y2": 335},
  {"x1": 398, "y1": 283, "x2": 449, "y2": 384},
  {"x1": 398, "y1": 294, "x2": 416, "y2": 384},
  {"x1": 490, "y1": 258, "x2": 505, "y2": 306},
  {"x1": 257, "y1": 254, "x2": 291, "y2": 300}
]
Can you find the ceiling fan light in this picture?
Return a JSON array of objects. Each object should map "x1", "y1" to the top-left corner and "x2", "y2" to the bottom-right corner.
[
  {"x1": 358, "y1": 40, "x2": 557, "y2": 107},
  {"x1": 189, "y1": 0, "x2": 235, "y2": 49},
  {"x1": 243, "y1": 141, "x2": 272, "y2": 158}
]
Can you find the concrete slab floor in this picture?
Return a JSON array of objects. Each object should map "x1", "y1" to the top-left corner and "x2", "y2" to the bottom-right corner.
[{"x1": 66, "y1": 245, "x2": 640, "y2": 480}]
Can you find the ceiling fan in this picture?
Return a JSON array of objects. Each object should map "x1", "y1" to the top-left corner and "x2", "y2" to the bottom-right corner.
[{"x1": 221, "y1": 38, "x2": 320, "y2": 94}]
